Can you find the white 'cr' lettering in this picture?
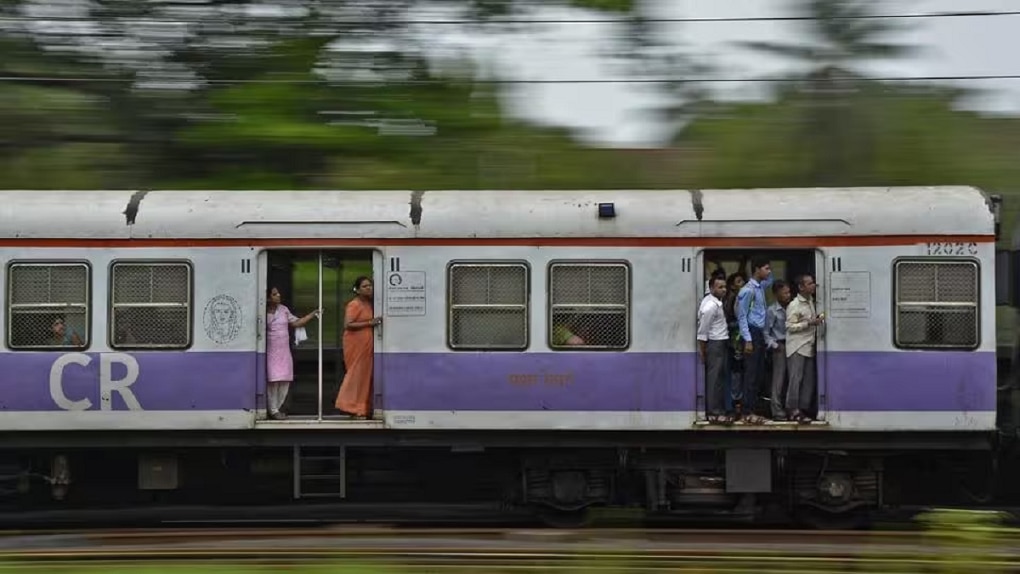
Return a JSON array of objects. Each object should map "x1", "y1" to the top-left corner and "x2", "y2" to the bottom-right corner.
[
  {"x1": 49, "y1": 353, "x2": 92, "y2": 411},
  {"x1": 48, "y1": 353, "x2": 143, "y2": 411}
]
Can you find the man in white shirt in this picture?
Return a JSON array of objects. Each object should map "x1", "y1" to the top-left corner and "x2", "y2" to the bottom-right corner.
[
  {"x1": 698, "y1": 277, "x2": 731, "y2": 423},
  {"x1": 785, "y1": 273, "x2": 825, "y2": 423}
]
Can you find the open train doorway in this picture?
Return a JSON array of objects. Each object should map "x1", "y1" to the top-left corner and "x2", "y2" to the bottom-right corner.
[
  {"x1": 259, "y1": 249, "x2": 379, "y2": 422},
  {"x1": 694, "y1": 249, "x2": 823, "y2": 424}
]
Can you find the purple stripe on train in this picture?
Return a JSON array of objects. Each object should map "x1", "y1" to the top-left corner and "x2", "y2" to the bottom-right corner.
[
  {"x1": 0, "y1": 352, "x2": 257, "y2": 411},
  {"x1": 381, "y1": 352, "x2": 691, "y2": 411},
  {"x1": 824, "y1": 352, "x2": 996, "y2": 412},
  {"x1": 380, "y1": 351, "x2": 997, "y2": 412},
  {"x1": 0, "y1": 350, "x2": 996, "y2": 413}
]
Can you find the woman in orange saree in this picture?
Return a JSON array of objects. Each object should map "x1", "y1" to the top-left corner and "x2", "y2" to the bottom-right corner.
[{"x1": 335, "y1": 276, "x2": 382, "y2": 419}]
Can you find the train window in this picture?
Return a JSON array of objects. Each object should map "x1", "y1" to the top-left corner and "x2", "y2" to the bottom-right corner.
[
  {"x1": 6, "y1": 262, "x2": 90, "y2": 350},
  {"x1": 110, "y1": 261, "x2": 192, "y2": 350},
  {"x1": 448, "y1": 262, "x2": 529, "y2": 350},
  {"x1": 548, "y1": 261, "x2": 630, "y2": 350},
  {"x1": 894, "y1": 259, "x2": 980, "y2": 350}
]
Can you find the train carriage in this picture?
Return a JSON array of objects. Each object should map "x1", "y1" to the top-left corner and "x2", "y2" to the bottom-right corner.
[{"x1": 0, "y1": 186, "x2": 1009, "y2": 527}]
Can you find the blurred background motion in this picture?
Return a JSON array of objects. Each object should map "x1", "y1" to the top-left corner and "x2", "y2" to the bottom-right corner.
[
  {"x1": 1, "y1": 0, "x2": 1017, "y2": 232},
  {"x1": 2, "y1": 3, "x2": 1020, "y2": 567}
]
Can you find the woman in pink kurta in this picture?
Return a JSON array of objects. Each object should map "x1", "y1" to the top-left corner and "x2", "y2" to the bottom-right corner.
[
  {"x1": 266, "y1": 287, "x2": 319, "y2": 420},
  {"x1": 335, "y1": 276, "x2": 381, "y2": 419}
]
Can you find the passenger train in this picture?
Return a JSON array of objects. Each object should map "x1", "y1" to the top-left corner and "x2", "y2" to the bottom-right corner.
[{"x1": 0, "y1": 186, "x2": 1016, "y2": 527}]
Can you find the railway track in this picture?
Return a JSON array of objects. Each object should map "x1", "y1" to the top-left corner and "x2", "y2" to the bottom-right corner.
[
  {"x1": 0, "y1": 502, "x2": 1012, "y2": 531},
  {"x1": 0, "y1": 526, "x2": 935, "y2": 547}
]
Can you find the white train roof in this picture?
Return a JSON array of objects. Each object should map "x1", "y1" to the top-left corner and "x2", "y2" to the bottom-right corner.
[{"x1": 0, "y1": 186, "x2": 995, "y2": 240}]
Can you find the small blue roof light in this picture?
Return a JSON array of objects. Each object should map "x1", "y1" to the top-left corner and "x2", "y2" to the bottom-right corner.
[{"x1": 598, "y1": 202, "x2": 616, "y2": 219}]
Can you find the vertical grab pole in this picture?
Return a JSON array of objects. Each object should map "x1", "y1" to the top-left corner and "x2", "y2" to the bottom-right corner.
[{"x1": 317, "y1": 251, "x2": 324, "y2": 422}]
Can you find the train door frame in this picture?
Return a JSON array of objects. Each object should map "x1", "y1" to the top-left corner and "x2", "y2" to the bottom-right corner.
[
  {"x1": 814, "y1": 249, "x2": 828, "y2": 423},
  {"x1": 693, "y1": 250, "x2": 707, "y2": 423},
  {"x1": 255, "y1": 247, "x2": 384, "y2": 423},
  {"x1": 695, "y1": 248, "x2": 821, "y2": 423},
  {"x1": 370, "y1": 249, "x2": 385, "y2": 416},
  {"x1": 256, "y1": 249, "x2": 269, "y2": 419}
]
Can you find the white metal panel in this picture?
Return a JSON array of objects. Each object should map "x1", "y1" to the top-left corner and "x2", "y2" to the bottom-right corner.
[
  {"x1": 820, "y1": 244, "x2": 997, "y2": 353},
  {"x1": 0, "y1": 409, "x2": 993, "y2": 432},
  {"x1": 692, "y1": 186, "x2": 993, "y2": 237},
  {"x1": 0, "y1": 246, "x2": 256, "y2": 353},
  {"x1": 376, "y1": 243, "x2": 996, "y2": 356},
  {"x1": 129, "y1": 190, "x2": 415, "y2": 239},
  {"x1": 0, "y1": 411, "x2": 253, "y2": 430},
  {"x1": 377, "y1": 245, "x2": 696, "y2": 354},
  {"x1": 382, "y1": 410, "x2": 996, "y2": 431},
  {"x1": 0, "y1": 187, "x2": 995, "y2": 241},
  {"x1": 0, "y1": 190, "x2": 135, "y2": 239}
]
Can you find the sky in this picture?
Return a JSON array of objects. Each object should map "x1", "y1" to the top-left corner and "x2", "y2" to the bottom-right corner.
[{"x1": 422, "y1": 0, "x2": 1020, "y2": 147}]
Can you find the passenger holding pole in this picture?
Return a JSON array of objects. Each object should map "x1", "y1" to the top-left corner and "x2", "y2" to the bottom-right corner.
[
  {"x1": 785, "y1": 274, "x2": 824, "y2": 423},
  {"x1": 335, "y1": 276, "x2": 382, "y2": 420},
  {"x1": 265, "y1": 286, "x2": 321, "y2": 420}
]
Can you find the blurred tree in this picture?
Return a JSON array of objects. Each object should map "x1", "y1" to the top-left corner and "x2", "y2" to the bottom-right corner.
[
  {"x1": 0, "y1": 27, "x2": 143, "y2": 187},
  {"x1": 740, "y1": 0, "x2": 916, "y2": 79},
  {"x1": 3, "y1": 0, "x2": 1018, "y2": 205},
  {"x1": 608, "y1": 14, "x2": 717, "y2": 137},
  {"x1": 679, "y1": 83, "x2": 1020, "y2": 194},
  {"x1": 0, "y1": 0, "x2": 644, "y2": 189},
  {"x1": 734, "y1": 0, "x2": 919, "y2": 185}
]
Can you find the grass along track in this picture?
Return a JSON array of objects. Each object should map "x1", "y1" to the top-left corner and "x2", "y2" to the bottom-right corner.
[{"x1": 0, "y1": 527, "x2": 1018, "y2": 562}]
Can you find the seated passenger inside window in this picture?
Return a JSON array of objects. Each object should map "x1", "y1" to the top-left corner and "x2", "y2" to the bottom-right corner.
[
  {"x1": 553, "y1": 318, "x2": 586, "y2": 346},
  {"x1": 50, "y1": 315, "x2": 83, "y2": 347}
]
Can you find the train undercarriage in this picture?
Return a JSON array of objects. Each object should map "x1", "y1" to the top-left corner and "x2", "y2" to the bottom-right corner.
[{"x1": 0, "y1": 430, "x2": 1008, "y2": 529}]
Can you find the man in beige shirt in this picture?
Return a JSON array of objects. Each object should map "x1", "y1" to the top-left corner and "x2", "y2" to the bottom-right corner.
[{"x1": 785, "y1": 273, "x2": 825, "y2": 423}]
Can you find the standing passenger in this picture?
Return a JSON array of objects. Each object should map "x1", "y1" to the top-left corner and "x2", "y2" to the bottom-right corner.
[
  {"x1": 265, "y1": 287, "x2": 321, "y2": 420},
  {"x1": 335, "y1": 276, "x2": 382, "y2": 420},
  {"x1": 785, "y1": 274, "x2": 824, "y2": 423},
  {"x1": 697, "y1": 277, "x2": 731, "y2": 424},
  {"x1": 735, "y1": 258, "x2": 773, "y2": 424},
  {"x1": 704, "y1": 267, "x2": 727, "y2": 297},
  {"x1": 765, "y1": 280, "x2": 791, "y2": 420},
  {"x1": 724, "y1": 272, "x2": 747, "y2": 415}
]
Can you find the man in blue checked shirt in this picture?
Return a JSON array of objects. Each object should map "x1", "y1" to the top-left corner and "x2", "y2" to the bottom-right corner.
[{"x1": 735, "y1": 257, "x2": 773, "y2": 424}]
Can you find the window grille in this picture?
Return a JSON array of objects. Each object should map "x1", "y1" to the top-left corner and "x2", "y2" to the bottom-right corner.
[
  {"x1": 549, "y1": 262, "x2": 630, "y2": 350},
  {"x1": 111, "y1": 262, "x2": 192, "y2": 349},
  {"x1": 448, "y1": 263, "x2": 529, "y2": 350},
  {"x1": 7, "y1": 263, "x2": 90, "y2": 349},
  {"x1": 894, "y1": 260, "x2": 979, "y2": 349}
]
